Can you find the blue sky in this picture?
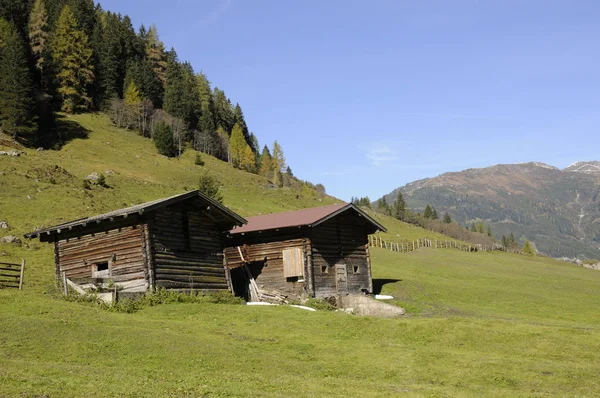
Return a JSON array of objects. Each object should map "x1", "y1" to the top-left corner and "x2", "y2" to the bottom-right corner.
[{"x1": 99, "y1": 0, "x2": 600, "y2": 201}]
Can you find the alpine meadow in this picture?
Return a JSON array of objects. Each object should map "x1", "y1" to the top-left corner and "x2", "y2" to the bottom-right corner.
[{"x1": 1, "y1": 1, "x2": 600, "y2": 397}]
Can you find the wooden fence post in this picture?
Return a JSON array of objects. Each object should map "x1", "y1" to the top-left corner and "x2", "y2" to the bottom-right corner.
[
  {"x1": 18, "y1": 259, "x2": 25, "y2": 290},
  {"x1": 62, "y1": 271, "x2": 68, "y2": 296}
]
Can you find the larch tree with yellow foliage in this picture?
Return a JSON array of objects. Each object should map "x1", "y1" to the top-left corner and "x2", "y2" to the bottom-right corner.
[{"x1": 52, "y1": 6, "x2": 94, "y2": 113}]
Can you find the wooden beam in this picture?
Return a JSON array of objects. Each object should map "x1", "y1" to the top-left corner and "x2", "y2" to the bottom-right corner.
[{"x1": 18, "y1": 259, "x2": 24, "y2": 290}]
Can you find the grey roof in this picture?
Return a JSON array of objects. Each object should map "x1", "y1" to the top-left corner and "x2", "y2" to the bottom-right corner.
[{"x1": 25, "y1": 190, "x2": 246, "y2": 239}]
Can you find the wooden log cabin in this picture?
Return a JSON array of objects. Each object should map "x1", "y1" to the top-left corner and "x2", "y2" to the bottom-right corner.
[
  {"x1": 25, "y1": 191, "x2": 246, "y2": 296},
  {"x1": 224, "y1": 203, "x2": 386, "y2": 301}
]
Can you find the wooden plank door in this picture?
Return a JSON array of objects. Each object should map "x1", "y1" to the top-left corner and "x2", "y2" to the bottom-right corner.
[{"x1": 335, "y1": 263, "x2": 348, "y2": 296}]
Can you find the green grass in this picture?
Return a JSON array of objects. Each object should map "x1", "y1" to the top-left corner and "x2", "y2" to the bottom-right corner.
[{"x1": 1, "y1": 114, "x2": 600, "y2": 396}]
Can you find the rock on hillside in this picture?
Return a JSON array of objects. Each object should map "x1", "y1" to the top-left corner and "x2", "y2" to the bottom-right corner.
[{"x1": 382, "y1": 161, "x2": 600, "y2": 259}]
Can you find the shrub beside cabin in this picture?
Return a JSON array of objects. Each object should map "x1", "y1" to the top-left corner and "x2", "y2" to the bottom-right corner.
[
  {"x1": 25, "y1": 191, "x2": 246, "y2": 297},
  {"x1": 224, "y1": 203, "x2": 386, "y2": 301}
]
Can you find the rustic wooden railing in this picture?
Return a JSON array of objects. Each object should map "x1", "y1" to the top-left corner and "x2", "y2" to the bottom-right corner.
[
  {"x1": 368, "y1": 236, "x2": 519, "y2": 255},
  {"x1": 0, "y1": 259, "x2": 25, "y2": 290}
]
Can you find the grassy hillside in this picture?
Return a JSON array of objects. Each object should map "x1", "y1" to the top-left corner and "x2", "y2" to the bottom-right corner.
[
  {"x1": 0, "y1": 113, "x2": 338, "y2": 292},
  {"x1": 1, "y1": 115, "x2": 600, "y2": 396}
]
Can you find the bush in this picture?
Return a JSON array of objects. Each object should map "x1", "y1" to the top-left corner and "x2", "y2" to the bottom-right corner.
[
  {"x1": 198, "y1": 172, "x2": 223, "y2": 203},
  {"x1": 304, "y1": 297, "x2": 337, "y2": 311},
  {"x1": 63, "y1": 288, "x2": 243, "y2": 313},
  {"x1": 152, "y1": 121, "x2": 175, "y2": 157},
  {"x1": 194, "y1": 153, "x2": 204, "y2": 166}
]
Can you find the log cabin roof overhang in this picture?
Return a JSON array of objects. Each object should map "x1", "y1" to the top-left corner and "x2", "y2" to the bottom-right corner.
[
  {"x1": 25, "y1": 190, "x2": 247, "y2": 242},
  {"x1": 229, "y1": 203, "x2": 386, "y2": 236}
]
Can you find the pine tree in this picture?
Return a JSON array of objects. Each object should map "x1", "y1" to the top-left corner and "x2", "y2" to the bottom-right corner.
[
  {"x1": 470, "y1": 223, "x2": 476, "y2": 232},
  {"x1": 145, "y1": 25, "x2": 167, "y2": 85},
  {"x1": 0, "y1": 0, "x2": 31, "y2": 39},
  {"x1": 249, "y1": 132, "x2": 259, "y2": 153},
  {"x1": 196, "y1": 73, "x2": 216, "y2": 137},
  {"x1": 0, "y1": 19, "x2": 11, "y2": 48},
  {"x1": 124, "y1": 81, "x2": 141, "y2": 104},
  {"x1": 423, "y1": 205, "x2": 433, "y2": 219},
  {"x1": 67, "y1": 0, "x2": 96, "y2": 38},
  {"x1": 259, "y1": 145, "x2": 272, "y2": 176},
  {"x1": 377, "y1": 197, "x2": 391, "y2": 216},
  {"x1": 476, "y1": 221, "x2": 485, "y2": 234},
  {"x1": 52, "y1": 6, "x2": 94, "y2": 113},
  {"x1": 213, "y1": 87, "x2": 234, "y2": 133},
  {"x1": 198, "y1": 172, "x2": 223, "y2": 204},
  {"x1": 432, "y1": 208, "x2": 438, "y2": 220},
  {"x1": 271, "y1": 141, "x2": 286, "y2": 187},
  {"x1": 28, "y1": 0, "x2": 49, "y2": 75},
  {"x1": 392, "y1": 192, "x2": 407, "y2": 220},
  {"x1": 152, "y1": 120, "x2": 174, "y2": 156},
  {"x1": 0, "y1": 20, "x2": 36, "y2": 145},
  {"x1": 522, "y1": 239, "x2": 535, "y2": 256},
  {"x1": 95, "y1": 11, "x2": 125, "y2": 104},
  {"x1": 486, "y1": 225, "x2": 493, "y2": 237},
  {"x1": 164, "y1": 60, "x2": 200, "y2": 131},
  {"x1": 229, "y1": 123, "x2": 246, "y2": 167},
  {"x1": 240, "y1": 145, "x2": 256, "y2": 172},
  {"x1": 507, "y1": 233, "x2": 518, "y2": 250},
  {"x1": 443, "y1": 213, "x2": 452, "y2": 223},
  {"x1": 217, "y1": 126, "x2": 230, "y2": 162},
  {"x1": 233, "y1": 103, "x2": 251, "y2": 147},
  {"x1": 271, "y1": 140, "x2": 286, "y2": 172}
]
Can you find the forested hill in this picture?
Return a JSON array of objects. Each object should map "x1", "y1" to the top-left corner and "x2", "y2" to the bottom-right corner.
[
  {"x1": 381, "y1": 161, "x2": 600, "y2": 259},
  {"x1": 0, "y1": 0, "x2": 298, "y2": 187}
]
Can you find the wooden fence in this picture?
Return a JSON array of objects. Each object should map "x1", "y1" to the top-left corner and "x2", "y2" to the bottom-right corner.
[
  {"x1": 368, "y1": 236, "x2": 516, "y2": 254},
  {"x1": 0, "y1": 259, "x2": 25, "y2": 289}
]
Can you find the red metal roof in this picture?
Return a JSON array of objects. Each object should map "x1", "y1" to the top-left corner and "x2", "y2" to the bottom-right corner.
[{"x1": 230, "y1": 203, "x2": 386, "y2": 234}]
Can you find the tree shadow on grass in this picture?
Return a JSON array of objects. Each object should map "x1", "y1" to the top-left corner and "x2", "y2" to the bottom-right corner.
[
  {"x1": 53, "y1": 114, "x2": 91, "y2": 149},
  {"x1": 372, "y1": 278, "x2": 402, "y2": 295}
]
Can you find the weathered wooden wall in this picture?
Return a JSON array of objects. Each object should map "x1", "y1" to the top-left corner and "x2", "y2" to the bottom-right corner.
[
  {"x1": 56, "y1": 225, "x2": 147, "y2": 292},
  {"x1": 310, "y1": 213, "x2": 371, "y2": 298},
  {"x1": 225, "y1": 231, "x2": 308, "y2": 299},
  {"x1": 150, "y1": 204, "x2": 228, "y2": 291}
]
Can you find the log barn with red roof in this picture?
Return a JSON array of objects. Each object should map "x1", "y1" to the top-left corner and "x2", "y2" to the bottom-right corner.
[{"x1": 224, "y1": 203, "x2": 386, "y2": 301}]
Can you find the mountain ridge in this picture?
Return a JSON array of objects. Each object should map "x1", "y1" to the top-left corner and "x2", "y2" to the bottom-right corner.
[{"x1": 382, "y1": 161, "x2": 600, "y2": 259}]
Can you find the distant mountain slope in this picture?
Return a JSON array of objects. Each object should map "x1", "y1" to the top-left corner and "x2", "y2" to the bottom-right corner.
[{"x1": 382, "y1": 161, "x2": 600, "y2": 259}]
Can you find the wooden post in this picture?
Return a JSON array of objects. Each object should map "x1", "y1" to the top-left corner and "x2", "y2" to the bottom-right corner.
[
  {"x1": 62, "y1": 271, "x2": 68, "y2": 295},
  {"x1": 305, "y1": 239, "x2": 315, "y2": 297},
  {"x1": 365, "y1": 244, "x2": 373, "y2": 294},
  {"x1": 18, "y1": 259, "x2": 25, "y2": 290}
]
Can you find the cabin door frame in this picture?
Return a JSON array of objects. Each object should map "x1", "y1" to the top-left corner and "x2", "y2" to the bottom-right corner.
[{"x1": 335, "y1": 263, "x2": 348, "y2": 296}]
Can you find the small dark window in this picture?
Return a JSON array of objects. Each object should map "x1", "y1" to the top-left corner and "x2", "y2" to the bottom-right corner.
[
  {"x1": 353, "y1": 265, "x2": 360, "y2": 275},
  {"x1": 321, "y1": 265, "x2": 328, "y2": 274},
  {"x1": 92, "y1": 261, "x2": 110, "y2": 278}
]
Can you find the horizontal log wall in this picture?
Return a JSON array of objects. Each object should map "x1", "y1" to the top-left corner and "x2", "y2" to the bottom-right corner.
[
  {"x1": 311, "y1": 213, "x2": 371, "y2": 298},
  {"x1": 151, "y1": 205, "x2": 229, "y2": 291},
  {"x1": 225, "y1": 231, "x2": 308, "y2": 299},
  {"x1": 57, "y1": 225, "x2": 147, "y2": 292}
]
